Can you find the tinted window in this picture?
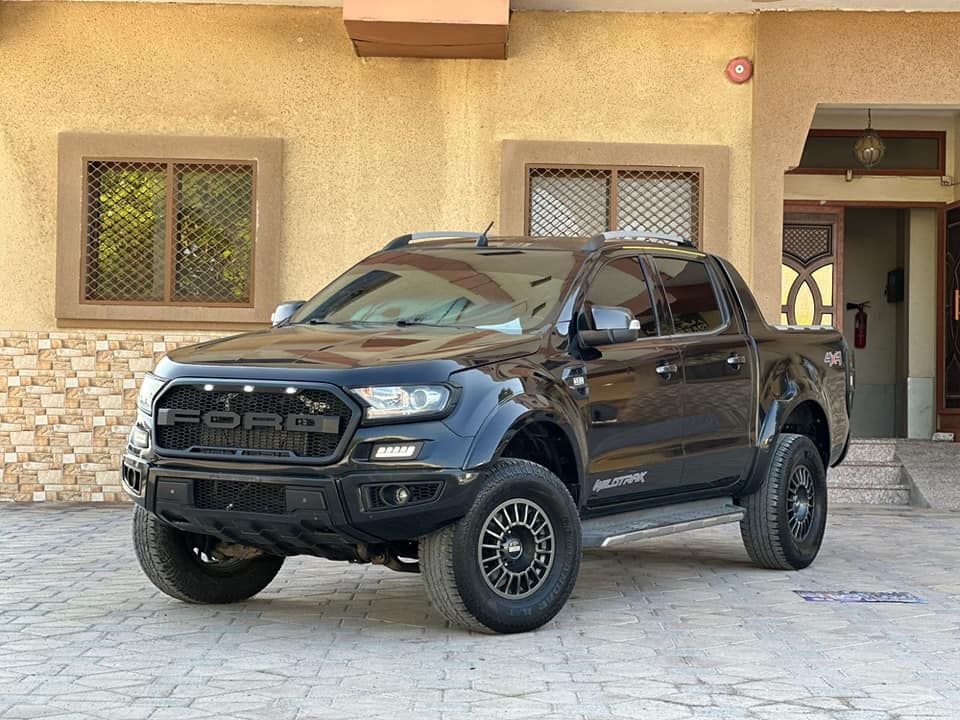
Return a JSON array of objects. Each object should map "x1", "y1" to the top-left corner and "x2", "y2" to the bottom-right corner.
[
  {"x1": 584, "y1": 257, "x2": 658, "y2": 337},
  {"x1": 653, "y1": 257, "x2": 724, "y2": 334},
  {"x1": 291, "y1": 248, "x2": 578, "y2": 334}
]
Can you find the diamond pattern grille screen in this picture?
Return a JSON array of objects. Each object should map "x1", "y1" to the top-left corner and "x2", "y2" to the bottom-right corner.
[
  {"x1": 528, "y1": 167, "x2": 701, "y2": 245},
  {"x1": 84, "y1": 160, "x2": 254, "y2": 304}
]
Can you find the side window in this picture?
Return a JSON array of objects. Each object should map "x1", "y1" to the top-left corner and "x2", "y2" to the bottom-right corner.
[
  {"x1": 652, "y1": 256, "x2": 725, "y2": 335},
  {"x1": 583, "y1": 257, "x2": 659, "y2": 337}
]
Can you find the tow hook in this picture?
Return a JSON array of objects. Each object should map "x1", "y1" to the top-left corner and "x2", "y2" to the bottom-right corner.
[{"x1": 360, "y1": 545, "x2": 421, "y2": 573}]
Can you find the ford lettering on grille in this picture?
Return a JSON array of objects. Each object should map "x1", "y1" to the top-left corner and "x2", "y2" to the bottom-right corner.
[
  {"x1": 157, "y1": 408, "x2": 340, "y2": 434},
  {"x1": 152, "y1": 384, "x2": 354, "y2": 462}
]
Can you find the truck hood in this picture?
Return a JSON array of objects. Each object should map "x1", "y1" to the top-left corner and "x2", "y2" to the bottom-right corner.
[{"x1": 156, "y1": 324, "x2": 541, "y2": 384}]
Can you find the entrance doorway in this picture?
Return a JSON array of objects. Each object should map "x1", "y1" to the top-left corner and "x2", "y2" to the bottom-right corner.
[
  {"x1": 783, "y1": 201, "x2": 940, "y2": 439},
  {"x1": 841, "y1": 207, "x2": 907, "y2": 438}
]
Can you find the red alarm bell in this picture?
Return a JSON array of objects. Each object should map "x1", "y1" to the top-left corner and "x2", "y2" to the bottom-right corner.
[{"x1": 726, "y1": 57, "x2": 753, "y2": 84}]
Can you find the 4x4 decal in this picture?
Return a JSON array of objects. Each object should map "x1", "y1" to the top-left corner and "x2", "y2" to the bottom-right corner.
[{"x1": 824, "y1": 351, "x2": 844, "y2": 368}]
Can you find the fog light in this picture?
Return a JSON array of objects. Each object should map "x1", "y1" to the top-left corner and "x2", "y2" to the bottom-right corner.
[
  {"x1": 394, "y1": 487, "x2": 410, "y2": 505},
  {"x1": 129, "y1": 426, "x2": 150, "y2": 449},
  {"x1": 371, "y1": 443, "x2": 421, "y2": 461}
]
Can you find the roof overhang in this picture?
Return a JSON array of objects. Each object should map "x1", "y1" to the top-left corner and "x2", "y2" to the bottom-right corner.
[
  {"x1": 342, "y1": 0, "x2": 510, "y2": 59},
  {"x1": 9, "y1": 0, "x2": 960, "y2": 10}
]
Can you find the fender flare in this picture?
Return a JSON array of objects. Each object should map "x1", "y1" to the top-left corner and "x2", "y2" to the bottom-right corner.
[
  {"x1": 462, "y1": 396, "x2": 586, "y2": 485},
  {"x1": 742, "y1": 379, "x2": 832, "y2": 497}
]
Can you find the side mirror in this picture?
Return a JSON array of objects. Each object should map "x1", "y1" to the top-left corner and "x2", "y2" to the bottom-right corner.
[
  {"x1": 579, "y1": 328, "x2": 639, "y2": 347},
  {"x1": 591, "y1": 305, "x2": 634, "y2": 331},
  {"x1": 577, "y1": 305, "x2": 640, "y2": 347},
  {"x1": 271, "y1": 300, "x2": 305, "y2": 326}
]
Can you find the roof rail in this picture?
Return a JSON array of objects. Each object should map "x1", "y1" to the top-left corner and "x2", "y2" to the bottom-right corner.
[
  {"x1": 383, "y1": 231, "x2": 489, "y2": 252},
  {"x1": 583, "y1": 230, "x2": 695, "y2": 252}
]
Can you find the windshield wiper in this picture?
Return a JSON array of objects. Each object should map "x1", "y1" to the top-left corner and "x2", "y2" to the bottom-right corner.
[
  {"x1": 396, "y1": 319, "x2": 440, "y2": 327},
  {"x1": 396, "y1": 319, "x2": 473, "y2": 328}
]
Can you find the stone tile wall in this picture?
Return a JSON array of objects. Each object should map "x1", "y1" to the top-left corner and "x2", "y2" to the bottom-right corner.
[{"x1": 0, "y1": 331, "x2": 219, "y2": 502}]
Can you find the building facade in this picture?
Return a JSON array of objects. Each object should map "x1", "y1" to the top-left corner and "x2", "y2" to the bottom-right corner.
[{"x1": 2, "y1": 0, "x2": 960, "y2": 501}]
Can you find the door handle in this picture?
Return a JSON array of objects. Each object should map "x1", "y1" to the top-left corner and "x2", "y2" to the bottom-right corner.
[
  {"x1": 726, "y1": 354, "x2": 747, "y2": 368},
  {"x1": 655, "y1": 362, "x2": 678, "y2": 377}
]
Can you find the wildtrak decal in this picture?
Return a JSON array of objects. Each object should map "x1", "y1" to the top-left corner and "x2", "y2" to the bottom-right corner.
[{"x1": 593, "y1": 471, "x2": 648, "y2": 493}]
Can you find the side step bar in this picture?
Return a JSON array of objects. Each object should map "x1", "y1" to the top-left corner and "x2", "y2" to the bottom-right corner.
[{"x1": 581, "y1": 497, "x2": 745, "y2": 549}]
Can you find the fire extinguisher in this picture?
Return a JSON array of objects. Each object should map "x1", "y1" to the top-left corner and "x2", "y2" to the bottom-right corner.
[{"x1": 846, "y1": 301, "x2": 870, "y2": 349}]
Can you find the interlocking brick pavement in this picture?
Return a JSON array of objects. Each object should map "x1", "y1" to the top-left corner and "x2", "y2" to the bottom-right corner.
[{"x1": 1, "y1": 504, "x2": 958, "y2": 719}]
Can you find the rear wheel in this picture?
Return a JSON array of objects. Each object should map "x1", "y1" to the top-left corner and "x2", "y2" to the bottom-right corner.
[
  {"x1": 132, "y1": 505, "x2": 285, "y2": 603},
  {"x1": 420, "y1": 459, "x2": 581, "y2": 633},
  {"x1": 740, "y1": 433, "x2": 827, "y2": 570}
]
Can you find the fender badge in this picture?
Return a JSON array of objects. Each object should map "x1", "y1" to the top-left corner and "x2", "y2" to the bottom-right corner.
[{"x1": 824, "y1": 351, "x2": 843, "y2": 368}]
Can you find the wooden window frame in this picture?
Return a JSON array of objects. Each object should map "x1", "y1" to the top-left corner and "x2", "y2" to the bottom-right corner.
[
  {"x1": 788, "y1": 129, "x2": 947, "y2": 177},
  {"x1": 500, "y1": 140, "x2": 730, "y2": 257},
  {"x1": 58, "y1": 133, "x2": 282, "y2": 327}
]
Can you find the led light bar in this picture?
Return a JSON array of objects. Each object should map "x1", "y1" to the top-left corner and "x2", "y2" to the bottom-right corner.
[{"x1": 371, "y1": 443, "x2": 420, "y2": 460}]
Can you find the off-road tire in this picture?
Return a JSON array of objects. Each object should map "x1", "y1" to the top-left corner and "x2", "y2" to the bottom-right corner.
[
  {"x1": 740, "y1": 433, "x2": 827, "y2": 570},
  {"x1": 420, "y1": 459, "x2": 581, "y2": 634},
  {"x1": 133, "y1": 505, "x2": 284, "y2": 603}
]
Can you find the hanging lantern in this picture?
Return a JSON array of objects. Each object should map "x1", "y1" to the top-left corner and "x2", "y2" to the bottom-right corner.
[{"x1": 854, "y1": 109, "x2": 886, "y2": 169}]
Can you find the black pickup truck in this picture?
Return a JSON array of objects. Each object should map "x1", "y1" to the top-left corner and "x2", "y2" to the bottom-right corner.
[{"x1": 123, "y1": 230, "x2": 853, "y2": 633}]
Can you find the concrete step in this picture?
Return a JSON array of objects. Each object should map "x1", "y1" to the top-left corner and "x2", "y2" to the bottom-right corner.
[
  {"x1": 828, "y1": 486, "x2": 912, "y2": 505},
  {"x1": 828, "y1": 462, "x2": 905, "y2": 487},
  {"x1": 828, "y1": 445, "x2": 911, "y2": 504},
  {"x1": 844, "y1": 439, "x2": 897, "y2": 464}
]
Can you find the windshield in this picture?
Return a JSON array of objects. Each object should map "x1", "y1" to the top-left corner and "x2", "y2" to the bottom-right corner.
[{"x1": 290, "y1": 248, "x2": 579, "y2": 334}]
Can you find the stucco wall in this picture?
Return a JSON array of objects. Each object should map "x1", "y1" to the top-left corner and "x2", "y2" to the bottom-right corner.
[
  {"x1": 753, "y1": 11, "x2": 960, "y2": 319},
  {"x1": 0, "y1": 2, "x2": 757, "y2": 500},
  {"x1": 0, "y1": 3, "x2": 756, "y2": 331}
]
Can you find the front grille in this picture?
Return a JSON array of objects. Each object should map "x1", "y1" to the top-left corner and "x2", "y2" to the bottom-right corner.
[
  {"x1": 194, "y1": 479, "x2": 287, "y2": 514},
  {"x1": 154, "y1": 384, "x2": 354, "y2": 462},
  {"x1": 363, "y1": 481, "x2": 443, "y2": 511}
]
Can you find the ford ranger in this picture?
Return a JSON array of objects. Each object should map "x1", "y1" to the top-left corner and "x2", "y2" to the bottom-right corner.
[{"x1": 123, "y1": 230, "x2": 854, "y2": 633}]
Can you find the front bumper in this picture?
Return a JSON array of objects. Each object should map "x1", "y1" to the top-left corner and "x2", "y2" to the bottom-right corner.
[{"x1": 121, "y1": 452, "x2": 479, "y2": 556}]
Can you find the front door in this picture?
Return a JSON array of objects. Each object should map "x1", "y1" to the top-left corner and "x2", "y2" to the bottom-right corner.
[
  {"x1": 648, "y1": 254, "x2": 755, "y2": 489},
  {"x1": 781, "y1": 204, "x2": 844, "y2": 329},
  {"x1": 576, "y1": 255, "x2": 685, "y2": 506},
  {"x1": 937, "y1": 202, "x2": 960, "y2": 435}
]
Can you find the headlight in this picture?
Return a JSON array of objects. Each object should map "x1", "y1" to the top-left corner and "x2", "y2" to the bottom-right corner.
[
  {"x1": 351, "y1": 385, "x2": 452, "y2": 422},
  {"x1": 137, "y1": 373, "x2": 166, "y2": 413}
]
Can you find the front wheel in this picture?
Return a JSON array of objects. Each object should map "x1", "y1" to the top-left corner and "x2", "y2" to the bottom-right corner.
[
  {"x1": 740, "y1": 433, "x2": 827, "y2": 570},
  {"x1": 132, "y1": 506, "x2": 285, "y2": 603},
  {"x1": 420, "y1": 459, "x2": 581, "y2": 634}
]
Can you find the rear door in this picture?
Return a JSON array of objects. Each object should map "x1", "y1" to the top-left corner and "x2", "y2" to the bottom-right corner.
[
  {"x1": 577, "y1": 255, "x2": 685, "y2": 506},
  {"x1": 648, "y1": 253, "x2": 754, "y2": 490}
]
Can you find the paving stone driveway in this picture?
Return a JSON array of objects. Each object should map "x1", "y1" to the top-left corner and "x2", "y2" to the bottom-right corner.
[{"x1": 1, "y1": 504, "x2": 958, "y2": 720}]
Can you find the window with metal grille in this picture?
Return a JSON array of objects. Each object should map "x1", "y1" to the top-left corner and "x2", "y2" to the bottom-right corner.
[
  {"x1": 83, "y1": 160, "x2": 254, "y2": 305},
  {"x1": 526, "y1": 166, "x2": 701, "y2": 245}
]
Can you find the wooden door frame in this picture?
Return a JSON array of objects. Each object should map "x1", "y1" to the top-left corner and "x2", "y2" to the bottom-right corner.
[
  {"x1": 782, "y1": 201, "x2": 846, "y2": 330},
  {"x1": 936, "y1": 200, "x2": 960, "y2": 430}
]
